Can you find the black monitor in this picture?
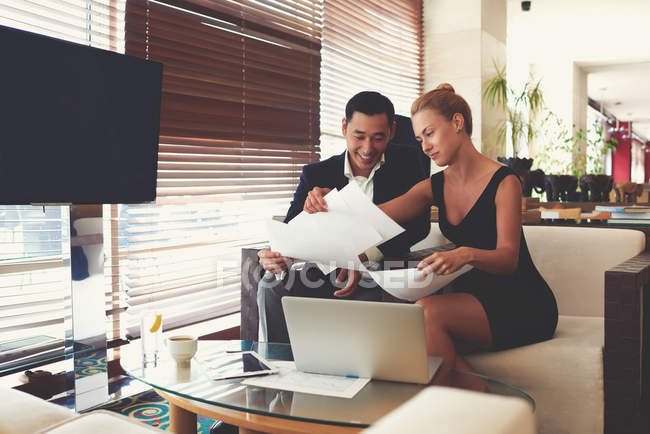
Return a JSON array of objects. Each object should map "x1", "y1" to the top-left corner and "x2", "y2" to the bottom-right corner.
[{"x1": 0, "y1": 25, "x2": 162, "y2": 204}]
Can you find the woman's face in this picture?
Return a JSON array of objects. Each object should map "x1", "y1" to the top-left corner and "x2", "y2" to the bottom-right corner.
[{"x1": 412, "y1": 109, "x2": 462, "y2": 166}]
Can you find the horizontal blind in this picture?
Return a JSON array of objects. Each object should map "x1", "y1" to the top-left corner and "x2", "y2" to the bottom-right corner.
[
  {"x1": 0, "y1": 207, "x2": 69, "y2": 352},
  {"x1": 0, "y1": 1, "x2": 126, "y2": 363},
  {"x1": 319, "y1": 0, "x2": 423, "y2": 159},
  {"x1": 0, "y1": 0, "x2": 125, "y2": 51},
  {"x1": 117, "y1": 0, "x2": 322, "y2": 337}
]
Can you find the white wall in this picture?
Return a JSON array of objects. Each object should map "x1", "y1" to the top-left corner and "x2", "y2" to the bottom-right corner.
[
  {"x1": 423, "y1": 0, "x2": 507, "y2": 166},
  {"x1": 507, "y1": 0, "x2": 650, "y2": 159}
]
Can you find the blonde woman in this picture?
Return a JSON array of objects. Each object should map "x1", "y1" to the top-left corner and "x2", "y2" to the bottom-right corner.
[{"x1": 304, "y1": 84, "x2": 558, "y2": 375}]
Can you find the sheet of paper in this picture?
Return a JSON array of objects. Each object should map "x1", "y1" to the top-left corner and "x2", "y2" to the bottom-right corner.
[
  {"x1": 266, "y1": 219, "x2": 365, "y2": 269},
  {"x1": 241, "y1": 361, "x2": 370, "y2": 399},
  {"x1": 266, "y1": 187, "x2": 387, "y2": 270},
  {"x1": 289, "y1": 188, "x2": 384, "y2": 253},
  {"x1": 366, "y1": 264, "x2": 473, "y2": 302},
  {"x1": 337, "y1": 181, "x2": 405, "y2": 242}
]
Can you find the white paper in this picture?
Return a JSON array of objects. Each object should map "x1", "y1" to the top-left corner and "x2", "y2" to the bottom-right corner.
[
  {"x1": 367, "y1": 265, "x2": 473, "y2": 302},
  {"x1": 337, "y1": 182, "x2": 405, "y2": 242},
  {"x1": 266, "y1": 220, "x2": 366, "y2": 269},
  {"x1": 241, "y1": 361, "x2": 370, "y2": 399},
  {"x1": 265, "y1": 185, "x2": 402, "y2": 270},
  {"x1": 289, "y1": 188, "x2": 384, "y2": 253}
]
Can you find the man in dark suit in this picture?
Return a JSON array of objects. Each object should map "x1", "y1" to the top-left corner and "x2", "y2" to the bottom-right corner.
[{"x1": 257, "y1": 91, "x2": 430, "y2": 342}]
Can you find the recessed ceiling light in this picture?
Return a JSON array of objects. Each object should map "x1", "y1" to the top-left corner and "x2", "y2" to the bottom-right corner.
[{"x1": 615, "y1": 102, "x2": 622, "y2": 105}]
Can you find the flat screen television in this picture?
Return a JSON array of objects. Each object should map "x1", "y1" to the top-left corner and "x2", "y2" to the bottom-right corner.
[{"x1": 0, "y1": 25, "x2": 162, "y2": 204}]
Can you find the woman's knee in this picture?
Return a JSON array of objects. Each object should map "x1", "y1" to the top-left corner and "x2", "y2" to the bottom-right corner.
[{"x1": 416, "y1": 297, "x2": 448, "y2": 329}]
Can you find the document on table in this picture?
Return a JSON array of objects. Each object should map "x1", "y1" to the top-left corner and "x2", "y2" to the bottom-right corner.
[
  {"x1": 266, "y1": 182, "x2": 405, "y2": 270},
  {"x1": 241, "y1": 361, "x2": 370, "y2": 399},
  {"x1": 366, "y1": 264, "x2": 473, "y2": 302}
]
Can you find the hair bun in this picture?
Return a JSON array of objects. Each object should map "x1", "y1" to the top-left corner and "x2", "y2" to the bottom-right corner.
[{"x1": 435, "y1": 83, "x2": 455, "y2": 92}]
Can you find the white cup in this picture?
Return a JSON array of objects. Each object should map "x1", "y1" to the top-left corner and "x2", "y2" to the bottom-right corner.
[{"x1": 165, "y1": 335, "x2": 198, "y2": 367}]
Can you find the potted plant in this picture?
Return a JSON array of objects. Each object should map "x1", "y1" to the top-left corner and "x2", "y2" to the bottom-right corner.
[
  {"x1": 535, "y1": 112, "x2": 617, "y2": 202},
  {"x1": 535, "y1": 112, "x2": 617, "y2": 179},
  {"x1": 483, "y1": 60, "x2": 545, "y2": 158}
]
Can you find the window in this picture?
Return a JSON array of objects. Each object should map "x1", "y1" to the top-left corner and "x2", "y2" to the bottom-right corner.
[
  {"x1": 631, "y1": 139, "x2": 645, "y2": 184},
  {"x1": 0, "y1": 0, "x2": 125, "y2": 370},
  {"x1": 0, "y1": 0, "x2": 424, "y2": 355},
  {"x1": 319, "y1": 0, "x2": 423, "y2": 159},
  {"x1": 110, "y1": 0, "x2": 323, "y2": 339}
]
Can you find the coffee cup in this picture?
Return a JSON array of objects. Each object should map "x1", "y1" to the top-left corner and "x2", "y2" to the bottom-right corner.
[{"x1": 165, "y1": 335, "x2": 198, "y2": 367}]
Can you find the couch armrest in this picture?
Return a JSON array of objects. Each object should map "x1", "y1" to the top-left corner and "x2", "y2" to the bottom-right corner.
[
  {"x1": 604, "y1": 251, "x2": 650, "y2": 433},
  {"x1": 241, "y1": 247, "x2": 265, "y2": 342}
]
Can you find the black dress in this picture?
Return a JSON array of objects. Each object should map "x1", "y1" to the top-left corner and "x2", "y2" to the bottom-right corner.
[{"x1": 431, "y1": 165, "x2": 558, "y2": 350}]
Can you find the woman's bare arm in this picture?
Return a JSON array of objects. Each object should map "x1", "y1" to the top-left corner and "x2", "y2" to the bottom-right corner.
[
  {"x1": 303, "y1": 179, "x2": 434, "y2": 225},
  {"x1": 378, "y1": 178, "x2": 434, "y2": 223}
]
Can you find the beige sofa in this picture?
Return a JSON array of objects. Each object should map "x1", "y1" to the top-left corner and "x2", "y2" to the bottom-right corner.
[
  {"x1": 365, "y1": 386, "x2": 536, "y2": 434},
  {"x1": 411, "y1": 224, "x2": 647, "y2": 434},
  {"x1": 0, "y1": 387, "x2": 163, "y2": 433}
]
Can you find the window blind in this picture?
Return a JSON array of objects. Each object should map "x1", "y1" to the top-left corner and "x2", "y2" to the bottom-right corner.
[
  {"x1": 114, "y1": 0, "x2": 322, "y2": 338},
  {"x1": 319, "y1": 0, "x2": 423, "y2": 159},
  {"x1": 0, "y1": 206, "x2": 69, "y2": 368},
  {"x1": 0, "y1": 0, "x2": 125, "y2": 367}
]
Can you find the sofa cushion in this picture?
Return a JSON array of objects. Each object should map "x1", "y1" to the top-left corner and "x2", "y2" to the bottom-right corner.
[
  {"x1": 364, "y1": 386, "x2": 535, "y2": 434},
  {"x1": 467, "y1": 315, "x2": 604, "y2": 434},
  {"x1": 36, "y1": 410, "x2": 162, "y2": 433},
  {"x1": 415, "y1": 224, "x2": 644, "y2": 317},
  {"x1": 523, "y1": 226, "x2": 644, "y2": 317},
  {"x1": 0, "y1": 387, "x2": 75, "y2": 434}
]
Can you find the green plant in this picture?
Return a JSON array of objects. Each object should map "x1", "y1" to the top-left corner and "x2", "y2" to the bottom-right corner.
[
  {"x1": 482, "y1": 60, "x2": 545, "y2": 156},
  {"x1": 535, "y1": 111, "x2": 617, "y2": 178}
]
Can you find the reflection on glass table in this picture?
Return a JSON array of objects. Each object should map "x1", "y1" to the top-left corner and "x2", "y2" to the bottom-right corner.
[
  {"x1": 0, "y1": 336, "x2": 96, "y2": 375},
  {"x1": 121, "y1": 340, "x2": 534, "y2": 434}
]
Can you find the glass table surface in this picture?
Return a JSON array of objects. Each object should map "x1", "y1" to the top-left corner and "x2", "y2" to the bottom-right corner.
[
  {"x1": 121, "y1": 340, "x2": 534, "y2": 428},
  {"x1": 0, "y1": 338, "x2": 97, "y2": 375}
]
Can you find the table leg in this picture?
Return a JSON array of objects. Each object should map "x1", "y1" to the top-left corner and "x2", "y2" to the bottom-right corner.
[{"x1": 169, "y1": 401, "x2": 197, "y2": 434}]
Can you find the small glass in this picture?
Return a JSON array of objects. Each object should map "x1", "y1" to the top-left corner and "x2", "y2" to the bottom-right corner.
[{"x1": 140, "y1": 310, "x2": 163, "y2": 364}]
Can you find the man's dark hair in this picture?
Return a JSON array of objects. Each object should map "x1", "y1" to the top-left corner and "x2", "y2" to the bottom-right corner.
[{"x1": 345, "y1": 91, "x2": 395, "y2": 125}]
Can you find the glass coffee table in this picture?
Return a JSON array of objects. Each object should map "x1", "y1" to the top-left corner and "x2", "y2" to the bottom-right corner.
[{"x1": 121, "y1": 340, "x2": 533, "y2": 434}]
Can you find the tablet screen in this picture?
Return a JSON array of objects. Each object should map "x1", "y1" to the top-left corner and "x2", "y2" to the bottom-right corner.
[{"x1": 203, "y1": 351, "x2": 275, "y2": 380}]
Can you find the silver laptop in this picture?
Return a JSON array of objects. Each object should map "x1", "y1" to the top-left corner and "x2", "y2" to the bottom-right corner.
[{"x1": 281, "y1": 297, "x2": 442, "y2": 384}]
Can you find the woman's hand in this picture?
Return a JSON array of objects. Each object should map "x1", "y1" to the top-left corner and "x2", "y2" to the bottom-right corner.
[
  {"x1": 303, "y1": 187, "x2": 331, "y2": 213},
  {"x1": 417, "y1": 247, "x2": 472, "y2": 277}
]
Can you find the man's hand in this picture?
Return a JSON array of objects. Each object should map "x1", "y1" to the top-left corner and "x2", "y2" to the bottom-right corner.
[
  {"x1": 417, "y1": 247, "x2": 470, "y2": 277},
  {"x1": 333, "y1": 267, "x2": 362, "y2": 297},
  {"x1": 258, "y1": 248, "x2": 293, "y2": 274},
  {"x1": 304, "y1": 187, "x2": 331, "y2": 213}
]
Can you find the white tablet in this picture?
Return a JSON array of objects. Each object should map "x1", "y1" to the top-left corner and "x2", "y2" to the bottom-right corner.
[{"x1": 203, "y1": 351, "x2": 277, "y2": 381}]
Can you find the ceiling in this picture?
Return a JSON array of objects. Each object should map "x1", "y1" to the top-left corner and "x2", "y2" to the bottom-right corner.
[{"x1": 586, "y1": 62, "x2": 650, "y2": 141}]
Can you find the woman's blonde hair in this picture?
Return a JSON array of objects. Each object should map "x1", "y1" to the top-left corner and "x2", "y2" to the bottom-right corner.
[{"x1": 410, "y1": 83, "x2": 473, "y2": 135}]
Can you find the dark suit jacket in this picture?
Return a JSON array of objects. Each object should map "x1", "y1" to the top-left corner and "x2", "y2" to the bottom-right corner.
[{"x1": 284, "y1": 143, "x2": 430, "y2": 257}]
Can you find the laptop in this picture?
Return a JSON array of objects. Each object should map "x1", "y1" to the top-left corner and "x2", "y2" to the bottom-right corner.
[{"x1": 281, "y1": 297, "x2": 442, "y2": 384}]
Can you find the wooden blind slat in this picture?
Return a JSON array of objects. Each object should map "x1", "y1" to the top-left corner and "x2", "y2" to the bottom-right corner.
[
  {"x1": 319, "y1": 0, "x2": 422, "y2": 148},
  {"x1": 110, "y1": 0, "x2": 322, "y2": 337}
]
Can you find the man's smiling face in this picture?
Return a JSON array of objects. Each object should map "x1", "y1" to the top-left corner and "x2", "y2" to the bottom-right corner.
[{"x1": 342, "y1": 112, "x2": 393, "y2": 177}]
